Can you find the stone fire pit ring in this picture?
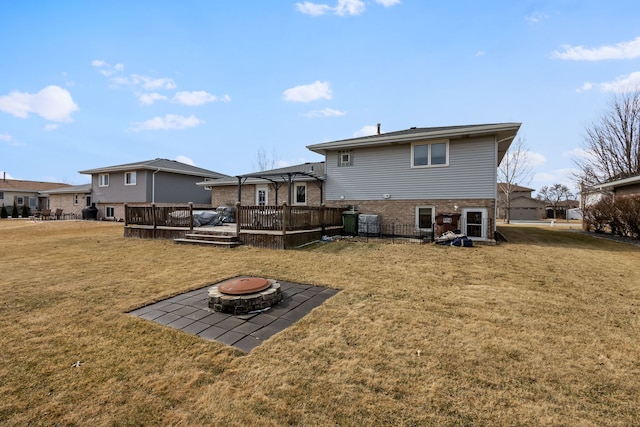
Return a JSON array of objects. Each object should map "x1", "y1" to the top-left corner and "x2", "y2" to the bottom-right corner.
[{"x1": 208, "y1": 277, "x2": 282, "y2": 315}]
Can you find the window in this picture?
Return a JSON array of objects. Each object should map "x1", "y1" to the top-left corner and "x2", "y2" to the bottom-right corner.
[
  {"x1": 416, "y1": 206, "x2": 434, "y2": 230},
  {"x1": 73, "y1": 194, "x2": 79, "y2": 206},
  {"x1": 125, "y1": 171, "x2": 136, "y2": 185},
  {"x1": 85, "y1": 196, "x2": 92, "y2": 207},
  {"x1": 99, "y1": 174, "x2": 109, "y2": 187},
  {"x1": 105, "y1": 206, "x2": 115, "y2": 218},
  {"x1": 411, "y1": 141, "x2": 448, "y2": 167},
  {"x1": 29, "y1": 197, "x2": 37, "y2": 209},
  {"x1": 338, "y1": 150, "x2": 352, "y2": 167},
  {"x1": 0, "y1": 191, "x2": 4, "y2": 200},
  {"x1": 256, "y1": 185, "x2": 268, "y2": 206},
  {"x1": 294, "y1": 183, "x2": 307, "y2": 205},
  {"x1": 16, "y1": 196, "x2": 24, "y2": 205}
]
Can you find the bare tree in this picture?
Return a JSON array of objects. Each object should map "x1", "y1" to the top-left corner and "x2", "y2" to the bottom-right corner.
[
  {"x1": 497, "y1": 137, "x2": 534, "y2": 223},
  {"x1": 537, "y1": 184, "x2": 575, "y2": 219},
  {"x1": 254, "y1": 147, "x2": 278, "y2": 171},
  {"x1": 575, "y1": 90, "x2": 640, "y2": 186}
]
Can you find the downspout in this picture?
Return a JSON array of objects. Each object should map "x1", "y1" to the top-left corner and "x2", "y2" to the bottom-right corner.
[{"x1": 152, "y1": 168, "x2": 160, "y2": 203}]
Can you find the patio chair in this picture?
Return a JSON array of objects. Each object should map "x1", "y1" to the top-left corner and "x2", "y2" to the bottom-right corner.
[
  {"x1": 54, "y1": 208, "x2": 63, "y2": 220},
  {"x1": 42, "y1": 209, "x2": 52, "y2": 220}
]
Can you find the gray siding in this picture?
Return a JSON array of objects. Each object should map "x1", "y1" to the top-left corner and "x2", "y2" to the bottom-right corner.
[
  {"x1": 325, "y1": 136, "x2": 497, "y2": 200},
  {"x1": 91, "y1": 170, "x2": 211, "y2": 204},
  {"x1": 91, "y1": 171, "x2": 148, "y2": 203},
  {"x1": 152, "y1": 172, "x2": 212, "y2": 204}
]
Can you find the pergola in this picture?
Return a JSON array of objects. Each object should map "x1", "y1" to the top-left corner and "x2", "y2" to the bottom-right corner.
[{"x1": 235, "y1": 169, "x2": 324, "y2": 205}]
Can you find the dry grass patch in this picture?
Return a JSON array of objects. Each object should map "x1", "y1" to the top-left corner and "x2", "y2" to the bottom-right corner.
[{"x1": 0, "y1": 220, "x2": 639, "y2": 426}]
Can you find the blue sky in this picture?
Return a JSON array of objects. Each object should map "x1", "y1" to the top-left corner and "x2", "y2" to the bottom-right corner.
[{"x1": 1, "y1": 0, "x2": 639, "y2": 193}]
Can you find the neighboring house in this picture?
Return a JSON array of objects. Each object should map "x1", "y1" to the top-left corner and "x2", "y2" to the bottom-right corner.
[
  {"x1": 497, "y1": 183, "x2": 544, "y2": 221},
  {"x1": 41, "y1": 184, "x2": 93, "y2": 219},
  {"x1": 543, "y1": 199, "x2": 580, "y2": 219},
  {"x1": 306, "y1": 123, "x2": 521, "y2": 241},
  {"x1": 595, "y1": 173, "x2": 640, "y2": 198},
  {"x1": 0, "y1": 176, "x2": 69, "y2": 215},
  {"x1": 199, "y1": 162, "x2": 325, "y2": 208},
  {"x1": 79, "y1": 158, "x2": 229, "y2": 220}
]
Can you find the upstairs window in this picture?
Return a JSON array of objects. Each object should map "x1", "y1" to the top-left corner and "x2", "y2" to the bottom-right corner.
[
  {"x1": 99, "y1": 173, "x2": 109, "y2": 187},
  {"x1": 338, "y1": 150, "x2": 352, "y2": 167},
  {"x1": 411, "y1": 141, "x2": 448, "y2": 167},
  {"x1": 125, "y1": 171, "x2": 137, "y2": 186}
]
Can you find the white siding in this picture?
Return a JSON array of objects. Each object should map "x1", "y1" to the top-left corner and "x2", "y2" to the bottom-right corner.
[{"x1": 325, "y1": 136, "x2": 497, "y2": 200}]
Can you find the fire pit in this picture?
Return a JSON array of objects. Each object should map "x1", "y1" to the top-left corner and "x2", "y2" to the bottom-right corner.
[{"x1": 208, "y1": 277, "x2": 282, "y2": 315}]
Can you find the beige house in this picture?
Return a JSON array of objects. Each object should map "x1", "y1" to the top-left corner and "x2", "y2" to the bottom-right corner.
[
  {"x1": 497, "y1": 183, "x2": 544, "y2": 221},
  {"x1": 41, "y1": 184, "x2": 92, "y2": 219},
  {"x1": 0, "y1": 177, "x2": 69, "y2": 215}
]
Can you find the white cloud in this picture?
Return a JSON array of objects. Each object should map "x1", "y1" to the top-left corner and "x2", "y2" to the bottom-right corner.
[
  {"x1": 138, "y1": 92, "x2": 168, "y2": 105},
  {"x1": 0, "y1": 133, "x2": 12, "y2": 142},
  {"x1": 375, "y1": 0, "x2": 400, "y2": 6},
  {"x1": 175, "y1": 155, "x2": 196, "y2": 166},
  {"x1": 566, "y1": 147, "x2": 593, "y2": 160},
  {"x1": 475, "y1": 50, "x2": 485, "y2": 57},
  {"x1": 132, "y1": 114, "x2": 204, "y2": 131},
  {"x1": 524, "y1": 151, "x2": 547, "y2": 168},
  {"x1": 576, "y1": 82, "x2": 594, "y2": 93},
  {"x1": 283, "y1": 81, "x2": 332, "y2": 102},
  {"x1": 92, "y1": 59, "x2": 125, "y2": 77},
  {"x1": 296, "y1": 1, "x2": 332, "y2": 15},
  {"x1": 353, "y1": 125, "x2": 378, "y2": 137},
  {"x1": 600, "y1": 71, "x2": 640, "y2": 93},
  {"x1": 296, "y1": 0, "x2": 369, "y2": 16},
  {"x1": 0, "y1": 170, "x2": 14, "y2": 179},
  {"x1": 304, "y1": 107, "x2": 346, "y2": 118},
  {"x1": 130, "y1": 74, "x2": 176, "y2": 91},
  {"x1": 44, "y1": 123, "x2": 59, "y2": 131},
  {"x1": 525, "y1": 12, "x2": 548, "y2": 24},
  {"x1": 0, "y1": 85, "x2": 78, "y2": 122},
  {"x1": 335, "y1": 0, "x2": 365, "y2": 16},
  {"x1": 553, "y1": 36, "x2": 640, "y2": 61},
  {"x1": 172, "y1": 91, "x2": 227, "y2": 106}
]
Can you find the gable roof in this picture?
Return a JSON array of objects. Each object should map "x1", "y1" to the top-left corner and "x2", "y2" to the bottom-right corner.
[
  {"x1": 79, "y1": 158, "x2": 229, "y2": 179},
  {"x1": 197, "y1": 162, "x2": 325, "y2": 187},
  {"x1": 307, "y1": 123, "x2": 521, "y2": 164},
  {"x1": 41, "y1": 183, "x2": 92, "y2": 195},
  {"x1": 498, "y1": 183, "x2": 535, "y2": 193},
  {"x1": 0, "y1": 179, "x2": 70, "y2": 193}
]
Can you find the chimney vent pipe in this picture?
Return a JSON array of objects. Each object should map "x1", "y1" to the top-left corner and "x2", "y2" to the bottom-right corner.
[{"x1": 377, "y1": 123, "x2": 381, "y2": 135}]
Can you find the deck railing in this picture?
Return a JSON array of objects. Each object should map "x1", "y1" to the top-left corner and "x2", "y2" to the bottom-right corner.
[
  {"x1": 237, "y1": 204, "x2": 344, "y2": 232},
  {"x1": 125, "y1": 203, "x2": 344, "y2": 233}
]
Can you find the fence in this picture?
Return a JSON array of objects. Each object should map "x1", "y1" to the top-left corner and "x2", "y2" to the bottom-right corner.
[{"x1": 350, "y1": 221, "x2": 435, "y2": 243}]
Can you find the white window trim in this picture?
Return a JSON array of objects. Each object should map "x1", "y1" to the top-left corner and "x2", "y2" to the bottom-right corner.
[
  {"x1": 73, "y1": 194, "x2": 79, "y2": 206},
  {"x1": 256, "y1": 185, "x2": 268, "y2": 206},
  {"x1": 411, "y1": 140, "x2": 449, "y2": 168},
  {"x1": 294, "y1": 183, "x2": 307, "y2": 205},
  {"x1": 105, "y1": 206, "x2": 115, "y2": 219},
  {"x1": 99, "y1": 173, "x2": 109, "y2": 187},
  {"x1": 415, "y1": 205, "x2": 435, "y2": 231},
  {"x1": 124, "y1": 171, "x2": 137, "y2": 186},
  {"x1": 338, "y1": 150, "x2": 352, "y2": 167}
]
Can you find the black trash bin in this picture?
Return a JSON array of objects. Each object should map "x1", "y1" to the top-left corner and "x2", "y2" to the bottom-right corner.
[{"x1": 342, "y1": 210, "x2": 358, "y2": 235}]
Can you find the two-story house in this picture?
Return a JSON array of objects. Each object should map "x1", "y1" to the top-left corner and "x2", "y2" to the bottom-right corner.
[
  {"x1": 79, "y1": 158, "x2": 229, "y2": 220},
  {"x1": 306, "y1": 123, "x2": 521, "y2": 241}
]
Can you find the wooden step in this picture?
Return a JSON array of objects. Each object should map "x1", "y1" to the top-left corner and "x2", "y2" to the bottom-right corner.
[{"x1": 174, "y1": 232, "x2": 241, "y2": 248}]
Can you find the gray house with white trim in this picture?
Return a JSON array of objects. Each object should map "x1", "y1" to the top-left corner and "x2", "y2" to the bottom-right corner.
[
  {"x1": 79, "y1": 158, "x2": 229, "y2": 220},
  {"x1": 307, "y1": 123, "x2": 521, "y2": 241}
]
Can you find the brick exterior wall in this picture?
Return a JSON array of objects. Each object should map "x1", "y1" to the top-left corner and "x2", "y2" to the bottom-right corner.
[
  {"x1": 48, "y1": 194, "x2": 90, "y2": 219},
  {"x1": 212, "y1": 183, "x2": 322, "y2": 207},
  {"x1": 615, "y1": 183, "x2": 640, "y2": 197}
]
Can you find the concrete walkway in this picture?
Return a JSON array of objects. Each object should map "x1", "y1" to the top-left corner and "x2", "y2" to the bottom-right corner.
[{"x1": 129, "y1": 278, "x2": 339, "y2": 353}]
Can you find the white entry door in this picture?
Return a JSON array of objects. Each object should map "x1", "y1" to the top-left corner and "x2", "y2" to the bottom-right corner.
[
  {"x1": 256, "y1": 185, "x2": 269, "y2": 206},
  {"x1": 462, "y1": 208, "x2": 487, "y2": 240}
]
